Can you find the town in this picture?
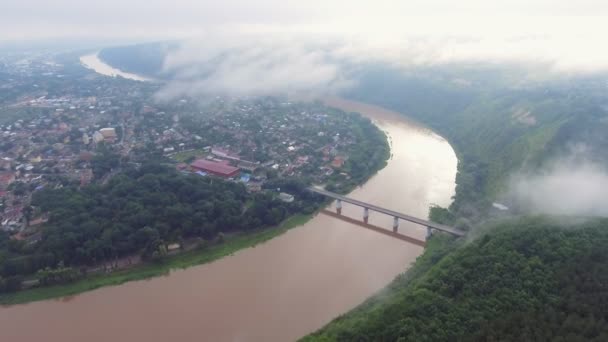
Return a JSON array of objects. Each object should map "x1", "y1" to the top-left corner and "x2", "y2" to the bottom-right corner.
[{"x1": 0, "y1": 51, "x2": 388, "y2": 245}]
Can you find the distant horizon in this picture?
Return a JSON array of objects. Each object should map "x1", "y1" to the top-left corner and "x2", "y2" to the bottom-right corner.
[{"x1": 3, "y1": 1, "x2": 608, "y2": 73}]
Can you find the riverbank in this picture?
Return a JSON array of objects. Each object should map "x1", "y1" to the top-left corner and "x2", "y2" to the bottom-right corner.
[
  {"x1": 80, "y1": 52, "x2": 154, "y2": 81},
  {"x1": 301, "y1": 233, "x2": 460, "y2": 341},
  {"x1": 0, "y1": 214, "x2": 312, "y2": 306}
]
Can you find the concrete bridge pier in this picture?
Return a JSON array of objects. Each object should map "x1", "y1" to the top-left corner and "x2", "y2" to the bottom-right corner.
[
  {"x1": 363, "y1": 207, "x2": 370, "y2": 224},
  {"x1": 336, "y1": 199, "x2": 342, "y2": 215},
  {"x1": 426, "y1": 227, "x2": 433, "y2": 240},
  {"x1": 393, "y1": 217, "x2": 399, "y2": 232}
]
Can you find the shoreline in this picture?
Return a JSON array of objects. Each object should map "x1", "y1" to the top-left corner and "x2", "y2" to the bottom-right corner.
[
  {"x1": 0, "y1": 214, "x2": 314, "y2": 306},
  {"x1": 0, "y1": 82, "x2": 395, "y2": 305},
  {"x1": 80, "y1": 52, "x2": 155, "y2": 82}
]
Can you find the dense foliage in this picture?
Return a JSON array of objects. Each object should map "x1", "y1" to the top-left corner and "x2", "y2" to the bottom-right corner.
[
  {"x1": 0, "y1": 164, "x2": 321, "y2": 289},
  {"x1": 305, "y1": 217, "x2": 608, "y2": 341}
]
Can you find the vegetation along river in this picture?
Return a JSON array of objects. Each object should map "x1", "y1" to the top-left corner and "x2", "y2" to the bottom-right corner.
[{"x1": 0, "y1": 54, "x2": 457, "y2": 341}]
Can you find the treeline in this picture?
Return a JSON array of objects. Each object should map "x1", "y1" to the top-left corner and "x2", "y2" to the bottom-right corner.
[
  {"x1": 0, "y1": 164, "x2": 322, "y2": 291},
  {"x1": 304, "y1": 217, "x2": 608, "y2": 341}
]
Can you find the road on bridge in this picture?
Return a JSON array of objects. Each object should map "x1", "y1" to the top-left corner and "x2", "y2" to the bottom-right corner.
[{"x1": 308, "y1": 187, "x2": 465, "y2": 237}]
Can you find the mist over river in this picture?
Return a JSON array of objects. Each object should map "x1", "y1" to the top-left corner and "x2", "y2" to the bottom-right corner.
[{"x1": 0, "y1": 55, "x2": 457, "y2": 342}]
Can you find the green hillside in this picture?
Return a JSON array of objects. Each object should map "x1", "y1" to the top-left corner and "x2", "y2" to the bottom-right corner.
[
  {"x1": 346, "y1": 66, "x2": 608, "y2": 220},
  {"x1": 304, "y1": 217, "x2": 608, "y2": 341}
]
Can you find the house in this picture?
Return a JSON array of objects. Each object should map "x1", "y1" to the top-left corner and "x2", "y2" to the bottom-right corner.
[
  {"x1": 0, "y1": 173, "x2": 15, "y2": 189},
  {"x1": 92, "y1": 131, "x2": 105, "y2": 144},
  {"x1": 279, "y1": 192, "x2": 295, "y2": 203},
  {"x1": 331, "y1": 156, "x2": 346, "y2": 169},
  {"x1": 80, "y1": 169, "x2": 93, "y2": 187},
  {"x1": 211, "y1": 147, "x2": 238, "y2": 160},
  {"x1": 167, "y1": 243, "x2": 181, "y2": 252},
  {"x1": 99, "y1": 127, "x2": 117, "y2": 143},
  {"x1": 247, "y1": 182, "x2": 262, "y2": 192},
  {"x1": 190, "y1": 159, "x2": 240, "y2": 178}
]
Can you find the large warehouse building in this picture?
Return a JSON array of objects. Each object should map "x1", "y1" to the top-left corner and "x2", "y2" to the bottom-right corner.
[{"x1": 190, "y1": 159, "x2": 240, "y2": 178}]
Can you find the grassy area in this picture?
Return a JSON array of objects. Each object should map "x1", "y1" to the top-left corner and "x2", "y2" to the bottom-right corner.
[
  {"x1": 171, "y1": 149, "x2": 206, "y2": 163},
  {"x1": 0, "y1": 214, "x2": 313, "y2": 306}
]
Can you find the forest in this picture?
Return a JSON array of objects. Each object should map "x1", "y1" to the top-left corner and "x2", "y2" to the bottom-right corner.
[
  {"x1": 0, "y1": 163, "x2": 321, "y2": 292},
  {"x1": 304, "y1": 217, "x2": 608, "y2": 341}
]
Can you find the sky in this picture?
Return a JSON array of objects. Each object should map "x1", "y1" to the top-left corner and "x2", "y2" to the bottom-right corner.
[
  {"x1": 3, "y1": 1, "x2": 608, "y2": 72},
  {"x1": 2, "y1": 1, "x2": 607, "y2": 42}
]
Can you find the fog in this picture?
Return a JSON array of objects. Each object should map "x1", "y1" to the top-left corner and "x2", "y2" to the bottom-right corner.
[
  {"x1": 3, "y1": 1, "x2": 608, "y2": 74},
  {"x1": 155, "y1": 37, "x2": 353, "y2": 99},
  {"x1": 510, "y1": 154, "x2": 608, "y2": 217}
]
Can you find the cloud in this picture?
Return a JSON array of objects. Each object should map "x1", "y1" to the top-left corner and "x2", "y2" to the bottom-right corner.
[
  {"x1": 3, "y1": 0, "x2": 608, "y2": 75},
  {"x1": 509, "y1": 151, "x2": 608, "y2": 217},
  {"x1": 154, "y1": 35, "x2": 354, "y2": 100}
]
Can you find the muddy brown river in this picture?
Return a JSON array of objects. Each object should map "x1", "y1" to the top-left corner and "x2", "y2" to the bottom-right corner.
[{"x1": 1, "y1": 56, "x2": 457, "y2": 342}]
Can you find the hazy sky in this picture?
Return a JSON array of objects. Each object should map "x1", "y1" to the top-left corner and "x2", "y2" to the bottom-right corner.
[
  {"x1": 4, "y1": 1, "x2": 608, "y2": 72},
  {"x1": 2, "y1": 1, "x2": 607, "y2": 41}
]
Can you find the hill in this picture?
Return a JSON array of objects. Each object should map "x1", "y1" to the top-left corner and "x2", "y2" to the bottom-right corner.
[
  {"x1": 346, "y1": 65, "x2": 608, "y2": 221},
  {"x1": 304, "y1": 217, "x2": 608, "y2": 341}
]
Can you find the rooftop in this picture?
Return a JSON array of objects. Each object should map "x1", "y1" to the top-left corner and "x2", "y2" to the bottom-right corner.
[{"x1": 191, "y1": 159, "x2": 239, "y2": 176}]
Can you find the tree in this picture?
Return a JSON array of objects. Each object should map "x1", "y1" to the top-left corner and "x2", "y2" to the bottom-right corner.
[{"x1": 22, "y1": 205, "x2": 33, "y2": 226}]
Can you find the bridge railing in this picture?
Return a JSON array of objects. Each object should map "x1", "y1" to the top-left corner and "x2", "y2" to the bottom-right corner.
[{"x1": 308, "y1": 187, "x2": 465, "y2": 238}]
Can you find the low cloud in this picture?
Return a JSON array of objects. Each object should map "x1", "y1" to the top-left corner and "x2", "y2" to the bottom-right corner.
[
  {"x1": 509, "y1": 153, "x2": 608, "y2": 217},
  {"x1": 152, "y1": 27, "x2": 608, "y2": 101},
  {"x1": 154, "y1": 35, "x2": 353, "y2": 101}
]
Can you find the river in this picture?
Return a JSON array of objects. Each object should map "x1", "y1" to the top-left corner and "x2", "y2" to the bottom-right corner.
[
  {"x1": 0, "y1": 56, "x2": 457, "y2": 341},
  {"x1": 80, "y1": 52, "x2": 154, "y2": 82}
]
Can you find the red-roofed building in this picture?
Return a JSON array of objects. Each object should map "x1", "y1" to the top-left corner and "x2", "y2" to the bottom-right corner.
[
  {"x1": 331, "y1": 156, "x2": 346, "y2": 169},
  {"x1": 190, "y1": 159, "x2": 240, "y2": 178},
  {"x1": 0, "y1": 173, "x2": 15, "y2": 190}
]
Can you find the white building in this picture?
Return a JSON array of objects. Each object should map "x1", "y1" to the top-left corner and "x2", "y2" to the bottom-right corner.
[
  {"x1": 92, "y1": 131, "x2": 104, "y2": 144},
  {"x1": 279, "y1": 192, "x2": 295, "y2": 203}
]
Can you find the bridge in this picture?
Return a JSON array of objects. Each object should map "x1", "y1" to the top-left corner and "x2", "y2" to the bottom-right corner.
[{"x1": 308, "y1": 187, "x2": 465, "y2": 243}]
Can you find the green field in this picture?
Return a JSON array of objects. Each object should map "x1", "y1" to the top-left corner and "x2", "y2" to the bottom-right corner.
[
  {"x1": 171, "y1": 149, "x2": 207, "y2": 163},
  {"x1": 0, "y1": 214, "x2": 313, "y2": 305}
]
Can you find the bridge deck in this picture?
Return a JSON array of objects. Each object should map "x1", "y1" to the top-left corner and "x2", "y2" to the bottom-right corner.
[{"x1": 308, "y1": 187, "x2": 465, "y2": 237}]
